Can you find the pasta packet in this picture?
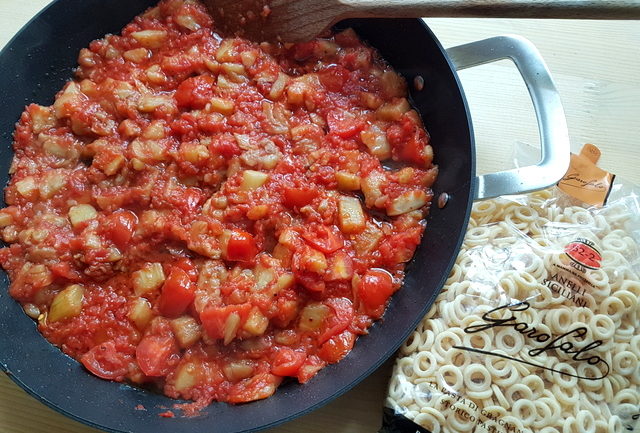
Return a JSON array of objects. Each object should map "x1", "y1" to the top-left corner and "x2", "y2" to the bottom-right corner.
[{"x1": 380, "y1": 144, "x2": 640, "y2": 433}]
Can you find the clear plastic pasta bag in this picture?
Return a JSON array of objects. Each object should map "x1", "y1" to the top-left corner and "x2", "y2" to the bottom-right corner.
[{"x1": 381, "y1": 149, "x2": 640, "y2": 433}]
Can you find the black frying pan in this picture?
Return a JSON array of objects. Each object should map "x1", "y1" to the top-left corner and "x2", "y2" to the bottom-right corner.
[{"x1": 0, "y1": 1, "x2": 569, "y2": 432}]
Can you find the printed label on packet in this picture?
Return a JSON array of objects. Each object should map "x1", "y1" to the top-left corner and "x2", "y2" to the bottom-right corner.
[{"x1": 557, "y1": 143, "x2": 615, "y2": 206}]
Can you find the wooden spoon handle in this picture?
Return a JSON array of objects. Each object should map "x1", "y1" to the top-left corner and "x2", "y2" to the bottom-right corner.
[{"x1": 338, "y1": 0, "x2": 640, "y2": 19}]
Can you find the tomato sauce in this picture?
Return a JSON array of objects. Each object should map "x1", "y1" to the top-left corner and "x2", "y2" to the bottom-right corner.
[{"x1": 0, "y1": 0, "x2": 437, "y2": 408}]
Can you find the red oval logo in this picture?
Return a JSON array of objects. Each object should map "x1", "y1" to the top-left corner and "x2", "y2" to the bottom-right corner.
[{"x1": 564, "y1": 240, "x2": 602, "y2": 269}]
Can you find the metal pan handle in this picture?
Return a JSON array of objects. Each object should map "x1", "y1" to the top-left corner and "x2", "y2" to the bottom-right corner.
[{"x1": 446, "y1": 35, "x2": 570, "y2": 200}]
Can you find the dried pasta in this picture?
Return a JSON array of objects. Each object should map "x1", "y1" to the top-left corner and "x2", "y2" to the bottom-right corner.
[{"x1": 383, "y1": 188, "x2": 640, "y2": 433}]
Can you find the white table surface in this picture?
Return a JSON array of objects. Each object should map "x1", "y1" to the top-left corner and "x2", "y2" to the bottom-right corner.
[{"x1": 0, "y1": 2, "x2": 638, "y2": 432}]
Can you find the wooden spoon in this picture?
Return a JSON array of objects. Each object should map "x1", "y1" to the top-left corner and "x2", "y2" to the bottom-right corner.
[{"x1": 205, "y1": 0, "x2": 640, "y2": 42}]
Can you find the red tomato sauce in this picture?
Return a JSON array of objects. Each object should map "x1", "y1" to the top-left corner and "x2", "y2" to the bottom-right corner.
[{"x1": 0, "y1": 0, "x2": 437, "y2": 408}]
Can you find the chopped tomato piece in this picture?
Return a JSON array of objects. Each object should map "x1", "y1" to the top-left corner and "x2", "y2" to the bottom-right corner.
[
  {"x1": 318, "y1": 297, "x2": 354, "y2": 343},
  {"x1": 104, "y1": 210, "x2": 137, "y2": 250},
  {"x1": 283, "y1": 186, "x2": 318, "y2": 208},
  {"x1": 136, "y1": 335, "x2": 179, "y2": 377},
  {"x1": 319, "y1": 330, "x2": 356, "y2": 363},
  {"x1": 175, "y1": 75, "x2": 215, "y2": 109},
  {"x1": 223, "y1": 230, "x2": 258, "y2": 262},
  {"x1": 200, "y1": 304, "x2": 252, "y2": 340},
  {"x1": 81, "y1": 341, "x2": 130, "y2": 381},
  {"x1": 301, "y1": 224, "x2": 344, "y2": 254},
  {"x1": 296, "y1": 355, "x2": 326, "y2": 384},
  {"x1": 174, "y1": 257, "x2": 198, "y2": 282},
  {"x1": 319, "y1": 64, "x2": 350, "y2": 92},
  {"x1": 326, "y1": 110, "x2": 366, "y2": 138},
  {"x1": 271, "y1": 348, "x2": 307, "y2": 377},
  {"x1": 158, "y1": 267, "x2": 195, "y2": 317},
  {"x1": 358, "y1": 269, "x2": 395, "y2": 315},
  {"x1": 50, "y1": 262, "x2": 82, "y2": 281}
]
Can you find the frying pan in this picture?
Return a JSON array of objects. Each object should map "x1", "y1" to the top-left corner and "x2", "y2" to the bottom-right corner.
[{"x1": 0, "y1": 1, "x2": 570, "y2": 432}]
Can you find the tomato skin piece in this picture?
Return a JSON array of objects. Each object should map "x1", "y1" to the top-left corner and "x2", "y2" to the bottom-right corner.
[
  {"x1": 301, "y1": 224, "x2": 344, "y2": 254},
  {"x1": 271, "y1": 348, "x2": 307, "y2": 377},
  {"x1": 283, "y1": 186, "x2": 318, "y2": 209},
  {"x1": 105, "y1": 210, "x2": 137, "y2": 250},
  {"x1": 158, "y1": 267, "x2": 195, "y2": 317},
  {"x1": 81, "y1": 341, "x2": 130, "y2": 381},
  {"x1": 358, "y1": 269, "x2": 395, "y2": 313},
  {"x1": 318, "y1": 297, "x2": 354, "y2": 343},
  {"x1": 319, "y1": 330, "x2": 356, "y2": 363},
  {"x1": 224, "y1": 230, "x2": 258, "y2": 262},
  {"x1": 174, "y1": 257, "x2": 198, "y2": 282},
  {"x1": 136, "y1": 335, "x2": 179, "y2": 377},
  {"x1": 175, "y1": 75, "x2": 215, "y2": 109}
]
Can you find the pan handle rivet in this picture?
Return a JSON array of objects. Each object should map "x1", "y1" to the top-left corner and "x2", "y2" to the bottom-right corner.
[{"x1": 437, "y1": 192, "x2": 449, "y2": 209}]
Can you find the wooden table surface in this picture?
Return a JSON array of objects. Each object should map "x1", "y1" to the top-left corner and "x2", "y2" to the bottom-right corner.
[{"x1": 0, "y1": 2, "x2": 638, "y2": 432}]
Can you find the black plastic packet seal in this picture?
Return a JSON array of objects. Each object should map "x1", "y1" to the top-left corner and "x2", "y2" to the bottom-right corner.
[{"x1": 379, "y1": 407, "x2": 433, "y2": 433}]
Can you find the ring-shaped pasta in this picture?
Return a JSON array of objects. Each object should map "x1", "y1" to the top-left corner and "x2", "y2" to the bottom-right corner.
[
  {"x1": 413, "y1": 408, "x2": 444, "y2": 433},
  {"x1": 505, "y1": 383, "x2": 534, "y2": 405},
  {"x1": 401, "y1": 330, "x2": 423, "y2": 354},
  {"x1": 432, "y1": 330, "x2": 463, "y2": 359},
  {"x1": 589, "y1": 314, "x2": 615, "y2": 340},
  {"x1": 553, "y1": 384, "x2": 580, "y2": 407},
  {"x1": 412, "y1": 351, "x2": 439, "y2": 378},
  {"x1": 592, "y1": 214, "x2": 611, "y2": 232},
  {"x1": 504, "y1": 213, "x2": 529, "y2": 231},
  {"x1": 446, "y1": 263, "x2": 463, "y2": 285},
  {"x1": 416, "y1": 330, "x2": 436, "y2": 352},
  {"x1": 462, "y1": 364, "x2": 491, "y2": 393},
  {"x1": 612, "y1": 350, "x2": 638, "y2": 376},
  {"x1": 577, "y1": 363, "x2": 606, "y2": 391},
  {"x1": 545, "y1": 306, "x2": 575, "y2": 335},
  {"x1": 445, "y1": 349, "x2": 472, "y2": 370},
  {"x1": 436, "y1": 365, "x2": 464, "y2": 393},
  {"x1": 471, "y1": 200, "x2": 497, "y2": 220},
  {"x1": 501, "y1": 415, "x2": 526, "y2": 433},
  {"x1": 570, "y1": 307, "x2": 594, "y2": 325},
  {"x1": 532, "y1": 400, "x2": 554, "y2": 429},
  {"x1": 484, "y1": 356, "x2": 511, "y2": 378},
  {"x1": 620, "y1": 280, "x2": 640, "y2": 297},
  {"x1": 396, "y1": 357, "x2": 416, "y2": 380},
  {"x1": 387, "y1": 374, "x2": 413, "y2": 404},
  {"x1": 511, "y1": 399, "x2": 537, "y2": 425},
  {"x1": 552, "y1": 363, "x2": 579, "y2": 388},
  {"x1": 445, "y1": 402, "x2": 476, "y2": 433},
  {"x1": 612, "y1": 289, "x2": 638, "y2": 314},
  {"x1": 494, "y1": 328, "x2": 525, "y2": 355},
  {"x1": 602, "y1": 235, "x2": 629, "y2": 254},
  {"x1": 514, "y1": 205, "x2": 538, "y2": 222},
  {"x1": 575, "y1": 409, "x2": 597, "y2": 433},
  {"x1": 521, "y1": 375, "x2": 545, "y2": 398},
  {"x1": 612, "y1": 388, "x2": 638, "y2": 406},
  {"x1": 562, "y1": 417, "x2": 578, "y2": 433},
  {"x1": 462, "y1": 331, "x2": 493, "y2": 352},
  {"x1": 570, "y1": 209, "x2": 595, "y2": 226},
  {"x1": 413, "y1": 381, "x2": 438, "y2": 408},
  {"x1": 539, "y1": 428, "x2": 561, "y2": 433},
  {"x1": 539, "y1": 396, "x2": 562, "y2": 422},
  {"x1": 464, "y1": 226, "x2": 493, "y2": 247},
  {"x1": 489, "y1": 383, "x2": 510, "y2": 409}
]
